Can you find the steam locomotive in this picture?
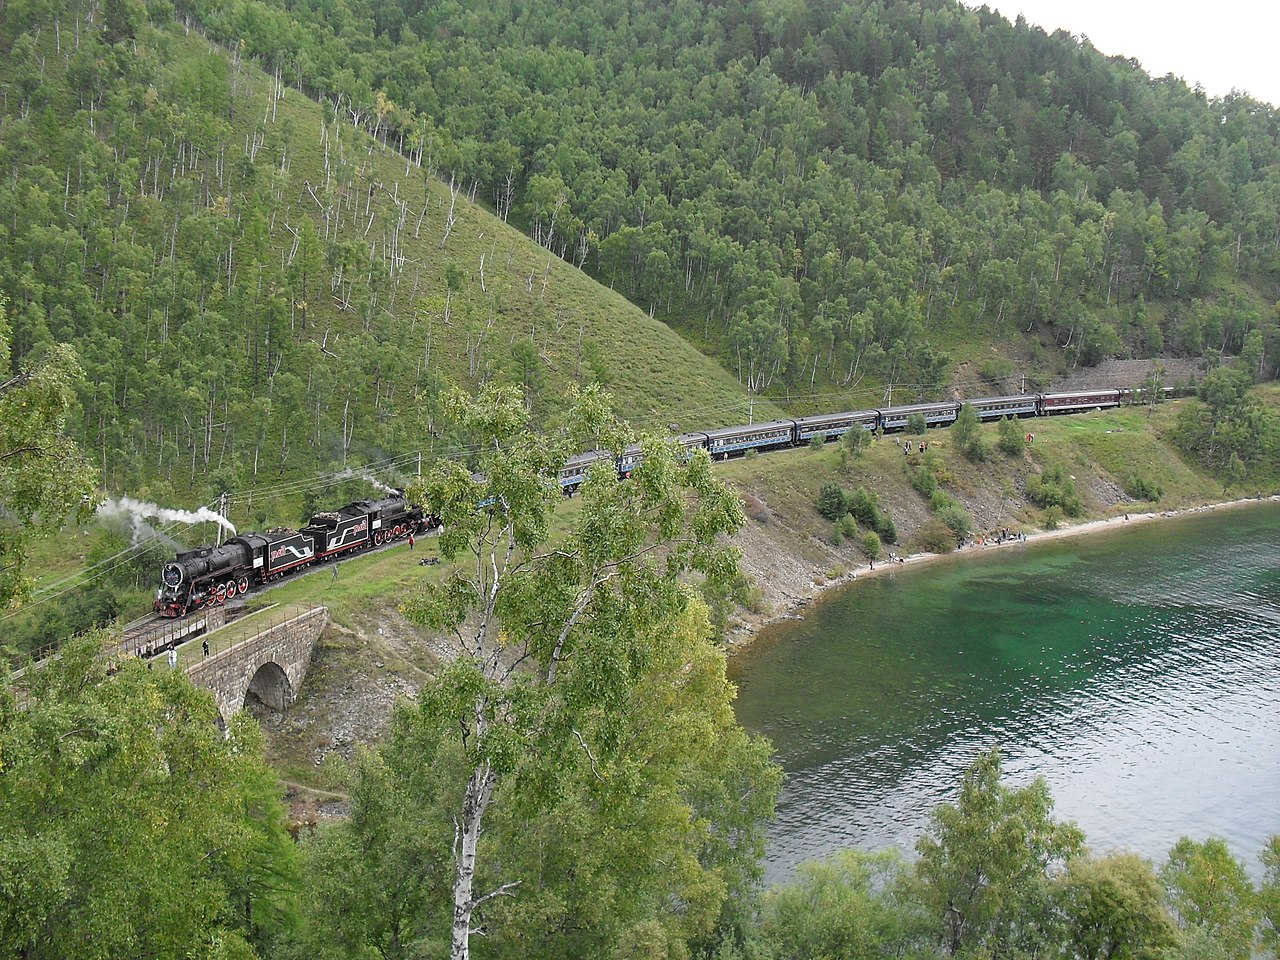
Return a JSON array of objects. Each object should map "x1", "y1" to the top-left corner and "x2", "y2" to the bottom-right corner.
[{"x1": 154, "y1": 494, "x2": 433, "y2": 617}]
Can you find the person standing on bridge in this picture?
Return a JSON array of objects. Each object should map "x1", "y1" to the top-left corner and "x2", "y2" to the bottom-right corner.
[{"x1": 202, "y1": 639, "x2": 210, "y2": 658}]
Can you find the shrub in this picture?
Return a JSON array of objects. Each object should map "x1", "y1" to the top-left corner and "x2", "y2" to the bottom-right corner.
[
  {"x1": 878, "y1": 515, "x2": 897, "y2": 544},
  {"x1": 911, "y1": 462, "x2": 938, "y2": 497},
  {"x1": 952, "y1": 402, "x2": 979, "y2": 446},
  {"x1": 952, "y1": 404, "x2": 988, "y2": 461},
  {"x1": 915, "y1": 517, "x2": 956, "y2": 553},
  {"x1": 997, "y1": 416, "x2": 1025, "y2": 456},
  {"x1": 1042, "y1": 505, "x2": 1064, "y2": 530},
  {"x1": 935, "y1": 503, "x2": 972, "y2": 543},
  {"x1": 1026, "y1": 463, "x2": 1084, "y2": 516},
  {"x1": 846, "y1": 486, "x2": 896, "y2": 543},
  {"x1": 980, "y1": 356, "x2": 1015, "y2": 383},
  {"x1": 842, "y1": 427, "x2": 871, "y2": 458},
  {"x1": 906, "y1": 412, "x2": 928, "y2": 435},
  {"x1": 838, "y1": 513, "x2": 859, "y2": 542},
  {"x1": 809, "y1": 435, "x2": 825, "y2": 451},
  {"x1": 1124, "y1": 474, "x2": 1163, "y2": 501},
  {"x1": 862, "y1": 531, "x2": 881, "y2": 561},
  {"x1": 830, "y1": 522, "x2": 843, "y2": 546},
  {"x1": 743, "y1": 447, "x2": 758, "y2": 460},
  {"x1": 845, "y1": 486, "x2": 877, "y2": 525},
  {"x1": 816, "y1": 483, "x2": 846, "y2": 521},
  {"x1": 929, "y1": 489, "x2": 957, "y2": 512}
]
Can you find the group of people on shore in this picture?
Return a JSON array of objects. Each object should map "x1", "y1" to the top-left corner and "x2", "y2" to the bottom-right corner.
[{"x1": 974, "y1": 527, "x2": 1026, "y2": 547}]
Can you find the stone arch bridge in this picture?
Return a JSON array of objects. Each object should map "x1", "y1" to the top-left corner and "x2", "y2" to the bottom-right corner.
[{"x1": 184, "y1": 605, "x2": 328, "y2": 727}]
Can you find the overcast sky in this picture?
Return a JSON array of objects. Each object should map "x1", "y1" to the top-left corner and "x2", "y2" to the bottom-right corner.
[{"x1": 974, "y1": 0, "x2": 1280, "y2": 106}]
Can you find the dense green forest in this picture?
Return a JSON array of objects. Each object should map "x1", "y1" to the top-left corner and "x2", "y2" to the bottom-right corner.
[
  {"x1": 179, "y1": 0, "x2": 1280, "y2": 390},
  {"x1": 5, "y1": 0, "x2": 1280, "y2": 521},
  {"x1": 0, "y1": 0, "x2": 776, "y2": 510}
]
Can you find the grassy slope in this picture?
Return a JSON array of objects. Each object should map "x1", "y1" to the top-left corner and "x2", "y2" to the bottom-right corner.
[{"x1": 167, "y1": 28, "x2": 780, "y2": 434}]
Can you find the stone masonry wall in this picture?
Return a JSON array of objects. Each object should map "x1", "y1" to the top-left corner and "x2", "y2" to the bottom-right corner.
[{"x1": 185, "y1": 606, "x2": 329, "y2": 724}]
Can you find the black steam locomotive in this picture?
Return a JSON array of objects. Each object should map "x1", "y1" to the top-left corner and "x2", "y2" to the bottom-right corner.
[{"x1": 155, "y1": 493, "x2": 433, "y2": 617}]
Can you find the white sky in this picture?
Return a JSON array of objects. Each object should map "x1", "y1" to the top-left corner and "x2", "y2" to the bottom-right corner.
[{"x1": 973, "y1": 1, "x2": 1280, "y2": 106}]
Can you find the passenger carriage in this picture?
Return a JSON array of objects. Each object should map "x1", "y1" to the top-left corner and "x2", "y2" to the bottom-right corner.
[
  {"x1": 676, "y1": 432, "x2": 710, "y2": 459},
  {"x1": 877, "y1": 402, "x2": 958, "y2": 432},
  {"x1": 794, "y1": 409, "x2": 879, "y2": 443},
  {"x1": 967, "y1": 394, "x2": 1039, "y2": 420},
  {"x1": 704, "y1": 420, "x2": 797, "y2": 458},
  {"x1": 1038, "y1": 389, "x2": 1121, "y2": 414},
  {"x1": 558, "y1": 449, "x2": 612, "y2": 492}
]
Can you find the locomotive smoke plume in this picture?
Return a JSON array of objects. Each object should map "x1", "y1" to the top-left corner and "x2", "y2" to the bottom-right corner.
[
  {"x1": 327, "y1": 467, "x2": 400, "y2": 496},
  {"x1": 362, "y1": 473, "x2": 399, "y2": 495},
  {"x1": 98, "y1": 496, "x2": 237, "y2": 542}
]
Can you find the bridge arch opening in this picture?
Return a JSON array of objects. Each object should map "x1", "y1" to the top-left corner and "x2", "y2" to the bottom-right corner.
[{"x1": 245, "y1": 660, "x2": 293, "y2": 715}]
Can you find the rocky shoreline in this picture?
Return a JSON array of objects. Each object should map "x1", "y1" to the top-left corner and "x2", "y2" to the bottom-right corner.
[{"x1": 725, "y1": 493, "x2": 1280, "y2": 655}]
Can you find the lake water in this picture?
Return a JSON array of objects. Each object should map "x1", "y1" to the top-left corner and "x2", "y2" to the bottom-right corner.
[{"x1": 731, "y1": 503, "x2": 1280, "y2": 884}]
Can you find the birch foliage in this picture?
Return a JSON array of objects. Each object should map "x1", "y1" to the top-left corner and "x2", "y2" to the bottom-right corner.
[{"x1": 396, "y1": 383, "x2": 773, "y2": 959}]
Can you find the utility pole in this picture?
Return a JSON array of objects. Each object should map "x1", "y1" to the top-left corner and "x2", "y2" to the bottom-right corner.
[
  {"x1": 748, "y1": 394, "x2": 755, "y2": 425},
  {"x1": 216, "y1": 491, "x2": 228, "y2": 546},
  {"x1": 417, "y1": 451, "x2": 422, "y2": 477}
]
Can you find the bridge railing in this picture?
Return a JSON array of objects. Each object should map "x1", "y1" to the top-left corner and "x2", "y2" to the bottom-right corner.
[{"x1": 166, "y1": 602, "x2": 320, "y2": 672}]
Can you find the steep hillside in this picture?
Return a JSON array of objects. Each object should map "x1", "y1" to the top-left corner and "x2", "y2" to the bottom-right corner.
[
  {"x1": 0, "y1": 3, "x2": 779, "y2": 512},
  {"x1": 181, "y1": 0, "x2": 1280, "y2": 400}
]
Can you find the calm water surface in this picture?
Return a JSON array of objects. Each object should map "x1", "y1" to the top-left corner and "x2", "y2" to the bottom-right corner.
[{"x1": 731, "y1": 503, "x2": 1280, "y2": 884}]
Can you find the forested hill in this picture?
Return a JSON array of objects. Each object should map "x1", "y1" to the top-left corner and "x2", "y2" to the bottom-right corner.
[
  {"x1": 180, "y1": 0, "x2": 1280, "y2": 393},
  {"x1": 0, "y1": 0, "x2": 777, "y2": 507},
  {"x1": 4, "y1": 0, "x2": 1280, "y2": 514}
]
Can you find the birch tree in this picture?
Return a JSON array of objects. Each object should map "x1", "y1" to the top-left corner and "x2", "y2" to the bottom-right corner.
[{"x1": 400, "y1": 383, "x2": 746, "y2": 960}]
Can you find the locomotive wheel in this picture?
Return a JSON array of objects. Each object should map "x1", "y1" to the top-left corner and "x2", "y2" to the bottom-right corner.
[
  {"x1": 225, "y1": 580, "x2": 236, "y2": 599},
  {"x1": 238, "y1": 576, "x2": 249, "y2": 594},
  {"x1": 374, "y1": 530, "x2": 385, "y2": 546},
  {"x1": 216, "y1": 584, "x2": 228, "y2": 604}
]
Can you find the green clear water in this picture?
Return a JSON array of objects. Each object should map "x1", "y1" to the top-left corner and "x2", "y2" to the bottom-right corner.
[{"x1": 731, "y1": 503, "x2": 1280, "y2": 883}]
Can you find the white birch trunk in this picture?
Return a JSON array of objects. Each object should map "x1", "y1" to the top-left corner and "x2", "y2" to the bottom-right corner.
[{"x1": 451, "y1": 761, "x2": 494, "y2": 960}]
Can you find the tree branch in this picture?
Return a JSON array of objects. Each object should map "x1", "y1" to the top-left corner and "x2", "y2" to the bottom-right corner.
[
  {"x1": 572, "y1": 728, "x2": 606, "y2": 782},
  {"x1": 470, "y1": 879, "x2": 521, "y2": 912},
  {"x1": 0, "y1": 372, "x2": 28, "y2": 396}
]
